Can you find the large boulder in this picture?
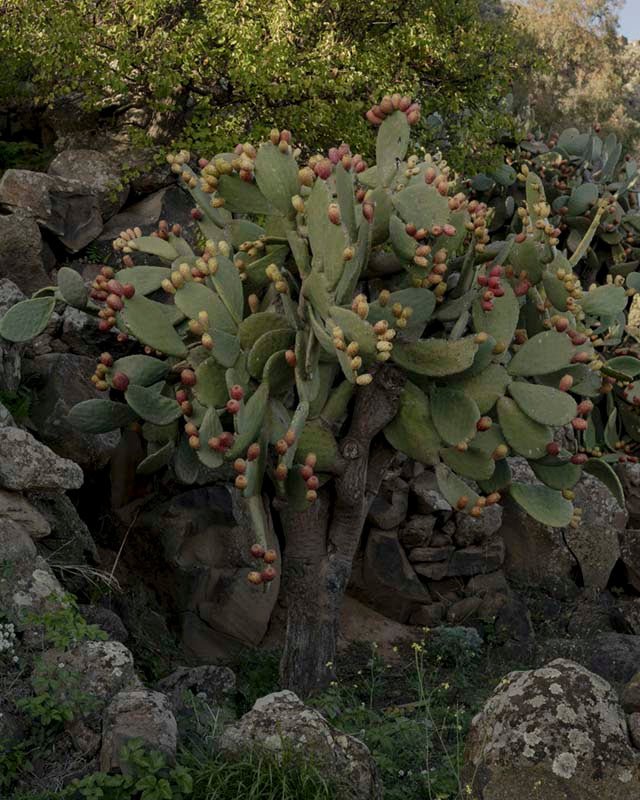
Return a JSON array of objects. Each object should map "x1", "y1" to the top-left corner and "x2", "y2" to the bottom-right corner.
[
  {"x1": 0, "y1": 211, "x2": 50, "y2": 294},
  {"x1": 26, "y1": 352, "x2": 120, "y2": 470},
  {"x1": 619, "y1": 529, "x2": 640, "y2": 593},
  {"x1": 465, "y1": 658, "x2": 640, "y2": 799},
  {"x1": 0, "y1": 427, "x2": 83, "y2": 491},
  {"x1": 0, "y1": 488, "x2": 50, "y2": 539},
  {"x1": 0, "y1": 169, "x2": 103, "y2": 252},
  {"x1": 220, "y1": 691, "x2": 381, "y2": 800},
  {"x1": 48, "y1": 149, "x2": 129, "y2": 220},
  {"x1": 0, "y1": 278, "x2": 26, "y2": 394},
  {"x1": 616, "y1": 462, "x2": 640, "y2": 525},
  {"x1": 156, "y1": 665, "x2": 236, "y2": 716}
]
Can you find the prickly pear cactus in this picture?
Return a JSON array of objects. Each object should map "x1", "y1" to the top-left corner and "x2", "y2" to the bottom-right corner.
[{"x1": 3, "y1": 95, "x2": 630, "y2": 586}]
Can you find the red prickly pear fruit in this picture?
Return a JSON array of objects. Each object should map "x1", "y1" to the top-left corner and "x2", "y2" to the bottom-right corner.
[
  {"x1": 559, "y1": 374, "x2": 574, "y2": 392},
  {"x1": 406, "y1": 109, "x2": 420, "y2": 126},
  {"x1": 261, "y1": 566, "x2": 277, "y2": 582},
  {"x1": 306, "y1": 475, "x2": 320, "y2": 490},
  {"x1": 456, "y1": 495, "x2": 469, "y2": 510},
  {"x1": 188, "y1": 435, "x2": 201, "y2": 450},
  {"x1": 112, "y1": 372, "x2": 129, "y2": 391},
  {"x1": 571, "y1": 417, "x2": 588, "y2": 431},
  {"x1": 306, "y1": 489, "x2": 318, "y2": 503},
  {"x1": 443, "y1": 224, "x2": 456, "y2": 237},
  {"x1": 99, "y1": 352, "x2": 113, "y2": 367},
  {"x1": 180, "y1": 400, "x2": 193, "y2": 416},
  {"x1": 405, "y1": 223, "x2": 417, "y2": 236},
  {"x1": 481, "y1": 300, "x2": 493, "y2": 312},
  {"x1": 570, "y1": 332, "x2": 588, "y2": 345},
  {"x1": 208, "y1": 436, "x2": 221, "y2": 451},
  {"x1": 424, "y1": 167, "x2": 437, "y2": 184},
  {"x1": 399, "y1": 96, "x2": 412, "y2": 111},
  {"x1": 301, "y1": 465, "x2": 314, "y2": 480},
  {"x1": 515, "y1": 232, "x2": 527, "y2": 243},
  {"x1": 191, "y1": 208, "x2": 203, "y2": 220},
  {"x1": 247, "y1": 443, "x2": 261, "y2": 461},
  {"x1": 181, "y1": 369, "x2": 197, "y2": 386},
  {"x1": 328, "y1": 204, "x2": 341, "y2": 225},
  {"x1": 554, "y1": 317, "x2": 569, "y2": 332},
  {"x1": 275, "y1": 463, "x2": 288, "y2": 481},
  {"x1": 122, "y1": 283, "x2": 135, "y2": 299},
  {"x1": 264, "y1": 549, "x2": 277, "y2": 564},
  {"x1": 275, "y1": 439, "x2": 289, "y2": 455},
  {"x1": 107, "y1": 279, "x2": 124, "y2": 296},
  {"x1": 406, "y1": 102, "x2": 420, "y2": 115},
  {"x1": 226, "y1": 399, "x2": 241, "y2": 415},
  {"x1": 380, "y1": 95, "x2": 394, "y2": 115},
  {"x1": 285, "y1": 350, "x2": 296, "y2": 367},
  {"x1": 355, "y1": 160, "x2": 367, "y2": 173},
  {"x1": 248, "y1": 571, "x2": 263, "y2": 585},
  {"x1": 184, "y1": 422, "x2": 198, "y2": 436},
  {"x1": 363, "y1": 202, "x2": 375, "y2": 222},
  {"x1": 251, "y1": 543, "x2": 266, "y2": 559},
  {"x1": 101, "y1": 266, "x2": 115, "y2": 279},
  {"x1": 305, "y1": 453, "x2": 317, "y2": 468},
  {"x1": 219, "y1": 431, "x2": 234, "y2": 449},
  {"x1": 493, "y1": 286, "x2": 505, "y2": 297},
  {"x1": 314, "y1": 159, "x2": 333, "y2": 179},
  {"x1": 230, "y1": 384, "x2": 244, "y2": 401},
  {"x1": 477, "y1": 275, "x2": 489, "y2": 287},
  {"x1": 198, "y1": 157, "x2": 209, "y2": 168},
  {"x1": 171, "y1": 224, "x2": 182, "y2": 236},
  {"x1": 328, "y1": 147, "x2": 340, "y2": 164},
  {"x1": 106, "y1": 293, "x2": 124, "y2": 311},
  {"x1": 571, "y1": 453, "x2": 588, "y2": 465},
  {"x1": 284, "y1": 429, "x2": 296, "y2": 446},
  {"x1": 546, "y1": 442, "x2": 561, "y2": 456},
  {"x1": 175, "y1": 389, "x2": 188, "y2": 404},
  {"x1": 489, "y1": 265, "x2": 503, "y2": 278},
  {"x1": 338, "y1": 143, "x2": 350, "y2": 158},
  {"x1": 577, "y1": 400, "x2": 593, "y2": 416},
  {"x1": 366, "y1": 109, "x2": 384, "y2": 126},
  {"x1": 391, "y1": 93, "x2": 402, "y2": 109},
  {"x1": 235, "y1": 474, "x2": 248, "y2": 490},
  {"x1": 371, "y1": 104, "x2": 384, "y2": 119},
  {"x1": 431, "y1": 224, "x2": 443, "y2": 237},
  {"x1": 122, "y1": 255, "x2": 134, "y2": 268},
  {"x1": 476, "y1": 417, "x2": 492, "y2": 431},
  {"x1": 280, "y1": 130, "x2": 292, "y2": 143},
  {"x1": 233, "y1": 458, "x2": 246, "y2": 474}
]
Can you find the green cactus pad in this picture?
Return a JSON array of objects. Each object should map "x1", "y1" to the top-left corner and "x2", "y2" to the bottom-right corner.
[
  {"x1": 530, "y1": 460, "x2": 581, "y2": 490},
  {"x1": 239, "y1": 312, "x2": 292, "y2": 350},
  {"x1": 308, "y1": 363, "x2": 338, "y2": 418},
  {"x1": 383, "y1": 381, "x2": 441, "y2": 465},
  {"x1": 604, "y1": 356, "x2": 640, "y2": 379},
  {"x1": 263, "y1": 350, "x2": 295, "y2": 396},
  {"x1": 0, "y1": 297, "x2": 56, "y2": 342},
  {"x1": 208, "y1": 329, "x2": 241, "y2": 368},
  {"x1": 129, "y1": 236, "x2": 179, "y2": 262},
  {"x1": 217, "y1": 174, "x2": 274, "y2": 215},
  {"x1": 367, "y1": 288, "x2": 436, "y2": 338},
  {"x1": 567, "y1": 183, "x2": 599, "y2": 216},
  {"x1": 302, "y1": 271, "x2": 332, "y2": 320},
  {"x1": 319, "y1": 378, "x2": 354, "y2": 423},
  {"x1": 389, "y1": 214, "x2": 418, "y2": 261},
  {"x1": 434, "y1": 464, "x2": 480, "y2": 514},
  {"x1": 369, "y1": 185, "x2": 394, "y2": 246},
  {"x1": 584, "y1": 458, "x2": 625, "y2": 508},
  {"x1": 295, "y1": 422, "x2": 338, "y2": 472},
  {"x1": 509, "y1": 240, "x2": 544, "y2": 285},
  {"x1": 525, "y1": 173, "x2": 547, "y2": 225},
  {"x1": 376, "y1": 111, "x2": 410, "y2": 186},
  {"x1": 507, "y1": 382, "x2": 577, "y2": 426},
  {"x1": 619, "y1": 404, "x2": 640, "y2": 442},
  {"x1": 193, "y1": 357, "x2": 229, "y2": 407},
  {"x1": 307, "y1": 306, "x2": 336, "y2": 354},
  {"x1": 335, "y1": 220, "x2": 372, "y2": 305},
  {"x1": 472, "y1": 282, "x2": 519, "y2": 351},
  {"x1": 507, "y1": 330, "x2": 575, "y2": 376},
  {"x1": 196, "y1": 407, "x2": 224, "y2": 469},
  {"x1": 430, "y1": 386, "x2": 480, "y2": 446},
  {"x1": 579, "y1": 285, "x2": 627, "y2": 319},
  {"x1": 469, "y1": 424, "x2": 508, "y2": 457},
  {"x1": 452, "y1": 363, "x2": 511, "y2": 414},
  {"x1": 440, "y1": 446, "x2": 495, "y2": 480},
  {"x1": 497, "y1": 396, "x2": 552, "y2": 459},
  {"x1": 120, "y1": 294, "x2": 187, "y2": 357},
  {"x1": 542, "y1": 272, "x2": 571, "y2": 312},
  {"x1": 173, "y1": 434, "x2": 200, "y2": 484},
  {"x1": 391, "y1": 183, "x2": 450, "y2": 232},
  {"x1": 110, "y1": 356, "x2": 168, "y2": 388},
  {"x1": 228, "y1": 219, "x2": 264, "y2": 248},
  {"x1": 391, "y1": 336, "x2": 478, "y2": 377},
  {"x1": 243, "y1": 244, "x2": 290, "y2": 290},
  {"x1": 335, "y1": 164, "x2": 357, "y2": 241},
  {"x1": 116, "y1": 266, "x2": 172, "y2": 295},
  {"x1": 142, "y1": 420, "x2": 179, "y2": 443},
  {"x1": 306, "y1": 178, "x2": 349, "y2": 290},
  {"x1": 67, "y1": 398, "x2": 138, "y2": 433},
  {"x1": 125, "y1": 383, "x2": 183, "y2": 426},
  {"x1": 329, "y1": 306, "x2": 378, "y2": 359},
  {"x1": 508, "y1": 482, "x2": 573, "y2": 527},
  {"x1": 537, "y1": 363, "x2": 601, "y2": 397},
  {"x1": 254, "y1": 142, "x2": 300, "y2": 215},
  {"x1": 478, "y1": 457, "x2": 512, "y2": 493},
  {"x1": 225, "y1": 381, "x2": 270, "y2": 460},
  {"x1": 248, "y1": 328, "x2": 296, "y2": 379},
  {"x1": 455, "y1": 335, "x2": 497, "y2": 379},
  {"x1": 286, "y1": 231, "x2": 311, "y2": 278},
  {"x1": 57, "y1": 267, "x2": 88, "y2": 308},
  {"x1": 207, "y1": 255, "x2": 244, "y2": 324},
  {"x1": 173, "y1": 281, "x2": 235, "y2": 334},
  {"x1": 136, "y1": 440, "x2": 176, "y2": 475}
]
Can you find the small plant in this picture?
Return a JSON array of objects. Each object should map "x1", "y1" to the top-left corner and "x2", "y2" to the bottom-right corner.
[
  {"x1": 17, "y1": 660, "x2": 96, "y2": 727},
  {"x1": 23, "y1": 594, "x2": 108, "y2": 651}
]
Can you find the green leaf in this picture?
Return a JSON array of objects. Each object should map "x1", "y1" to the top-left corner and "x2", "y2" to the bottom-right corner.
[
  {"x1": 509, "y1": 482, "x2": 573, "y2": 527},
  {"x1": 136, "y1": 440, "x2": 175, "y2": 475},
  {"x1": 116, "y1": 266, "x2": 171, "y2": 295},
  {"x1": 507, "y1": 330, "x2": 575, "y2": 376},
  {"x1": 57, "y1": 267, "x2": 87, "y2": 308},
  {"x1": 0, "y1": 297, "x2": 55, "y2": 342},
  {"x1": 472, "y1": 282, "x2": 519, "y2": 349},
  {"x1": 255, "y1": 142, "x2": 299, "y2": 215},
  {"x1": 194, "y1": 357, "x2": 228, "y2": 407},
  {"x1": 248, "y1": 328, "x2": 296, "y2": 379},
  {"x1": 392, "y1": 336, "x2": 478, "y2": 376},
  {"x1": 383, "y1": 381, "x2": 441, "y2": 465},
  {"x1": 584, "y1": 458, "x2": 625, "y2": 508},
  {"x1": 508, "y1": 382, "x2": 577, "y2": 426},
  {"x1": 111, "y1": 355, "x2": 169, "y2": 387},
  {"x1": 68, "y1": 399, "x2": 137, "y2": 433},
  {"x1": 196, "y1": 407, "x2": 224, "y2": 469},
  {"x1": 434, "y1": 464, "x2": 480, "y2": 513},
  {"x1": 125, "y1": 384, "x2": 182, "y2": 425},
  {"x1": 497, "y1": 396, "x2": 551, "y2": 458},
  {"x1": 430, "y1": 386, "x2": 480, "y2": 446},
  {"x1": 376, "y1": 111, "x2": 410, "y2": 186},
  {"x1": 120, "y1": 294, "x2": 187, "y2": 358}
]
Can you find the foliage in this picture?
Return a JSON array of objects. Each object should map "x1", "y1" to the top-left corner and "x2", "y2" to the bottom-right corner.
[
  {"x1": 0, "y1": 0, "x2": 532, "y2": 170},
  {"x1": 24, "y1": 594, "x2": 109, "y2": 651},
  {"x1": 17, "y1": 660, "x2": 96, "y2": 727}
]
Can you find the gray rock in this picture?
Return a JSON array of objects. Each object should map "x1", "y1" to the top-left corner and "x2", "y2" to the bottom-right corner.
[
  {"x1": 0, "y1": 400, "x2": 15, "y2": 427},
  {"x1": 622, "y1": 672, "x2": 640, "y2": 714},
  {"x1": 466, "y1": 570, "x2": 508, "y2": 596},
  {"x1": 630, "y1": 713, "x2": 640, "y2": 750},
  {"x1": 0, "y1": 169, "x2": 103, "y2": 252},
  {"x1": 539, "y1": 633, "x2": 640, "y2": 686},
  {"x1": 156, "y1": 665, "x2": 236, "y2": 715},
  {"x1": 408, "y1": 545, "x2": 454, "y2": 563},
  {"x1": 447, "y1": 537, "x2": 505, "y2": 576},
  {"x1": 464, "y1": 658, "x2": 640, "y2": 798},
  {"x1": 398, "y1": 514, "x2": 437, "y2": 548},
  {"x1": 0, "y1": 489, "x2": 50, "y2": 538},
  {"x1": 367, "y1": 489, "x2": 408, "y2": 530},
  {"x1": 453, "y1": 503, "x2": 503, "y2": 547},
  {"x1": 447, "y1": 595, "x2": 482, "y2": 623},
  {"x1": 619, "y1": 529, "x2": 640, "y2": 593},
  {"x1": 220, "y1": 691, "x2": 381, "y2": 800},
  {"x1": 0, "y1": 278, "x2": 27, "y2": 394},
  {"x1": 0, "y1": 211, "x2": 50, "y2": 294},
  {"x1": 27, "y1": 352, "x2": 120, "y2": 470},
  {"x1": 101, "y1": 690, "x2": 177, "y2": 772},
  {"x1": 408, "y1": 602, "x2": 446, "y2": 627},
  {"x1": 78, "y1": 605, "x2": 128, "y2": 643},
  {"x1": 616, "y1": 462, "x2": 640, "y2": 525},
  {"x1": 48, "y1": 149, "x2": 129, "y2": 220},
  {"x1": 410, "y1": 471, "x2": 452, "y2": 514},
  {"x1": 0, "y1": 427, "x2": 83, "y2": 491}
]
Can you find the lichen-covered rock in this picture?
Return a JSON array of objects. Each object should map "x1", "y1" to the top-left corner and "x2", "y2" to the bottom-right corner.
[
  {"x1": 220, "y1": 691, "x2": 381, "y2": 800},
  {"x1": 622, "y1": 671, "x2": 640, "y2": 714},
  {"x1": 0, "y1": 278, "x2": 26, "y2": 394},
  {"x1": 0, "y1": 212, "x2": 50, "y2": 294},
  {"x1": 78, "y1": 605, "x2": 128, "y2": 643},
  {"x1": 619, "y1": 529, "x2": 640, "y2": 593},
  {"x1": 0, "y1": 488, "x2": 50, "y2": 538},
  {"x1": 156, "y1": 665, "x2": 236, "y2": 715},
  {"x1": 410, "y1": 470, "x2": 452, "y2": 514},
  {"x1": 453, "y1": 503, "x2": 503, "y2": 547},
  {"x1": 465, "y1": 658, "x2": 640, "y2": 799},
  {"x1": 366, "y1": 488, "x2": 409, "y2": 530},
  {"x1": 48, "y1": 148, "x2": 129, "y2": 220},
  {"x1": 101, "y1": 690, "x2": 177, "y2": 772},
  {"x1": 398, "y1": 514, "x2": 436, "y2": 548},
  {"x1": 0, "y1": 427, "x2": 83, "y2": 491},
  {"x1": 616, "y1": 462, "x2": 640, "y2": 525}
]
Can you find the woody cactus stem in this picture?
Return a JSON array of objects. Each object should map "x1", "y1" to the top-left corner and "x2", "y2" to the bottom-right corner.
[{"x1": 279, "y1": 365, "x2": 404, "y2": 696}]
